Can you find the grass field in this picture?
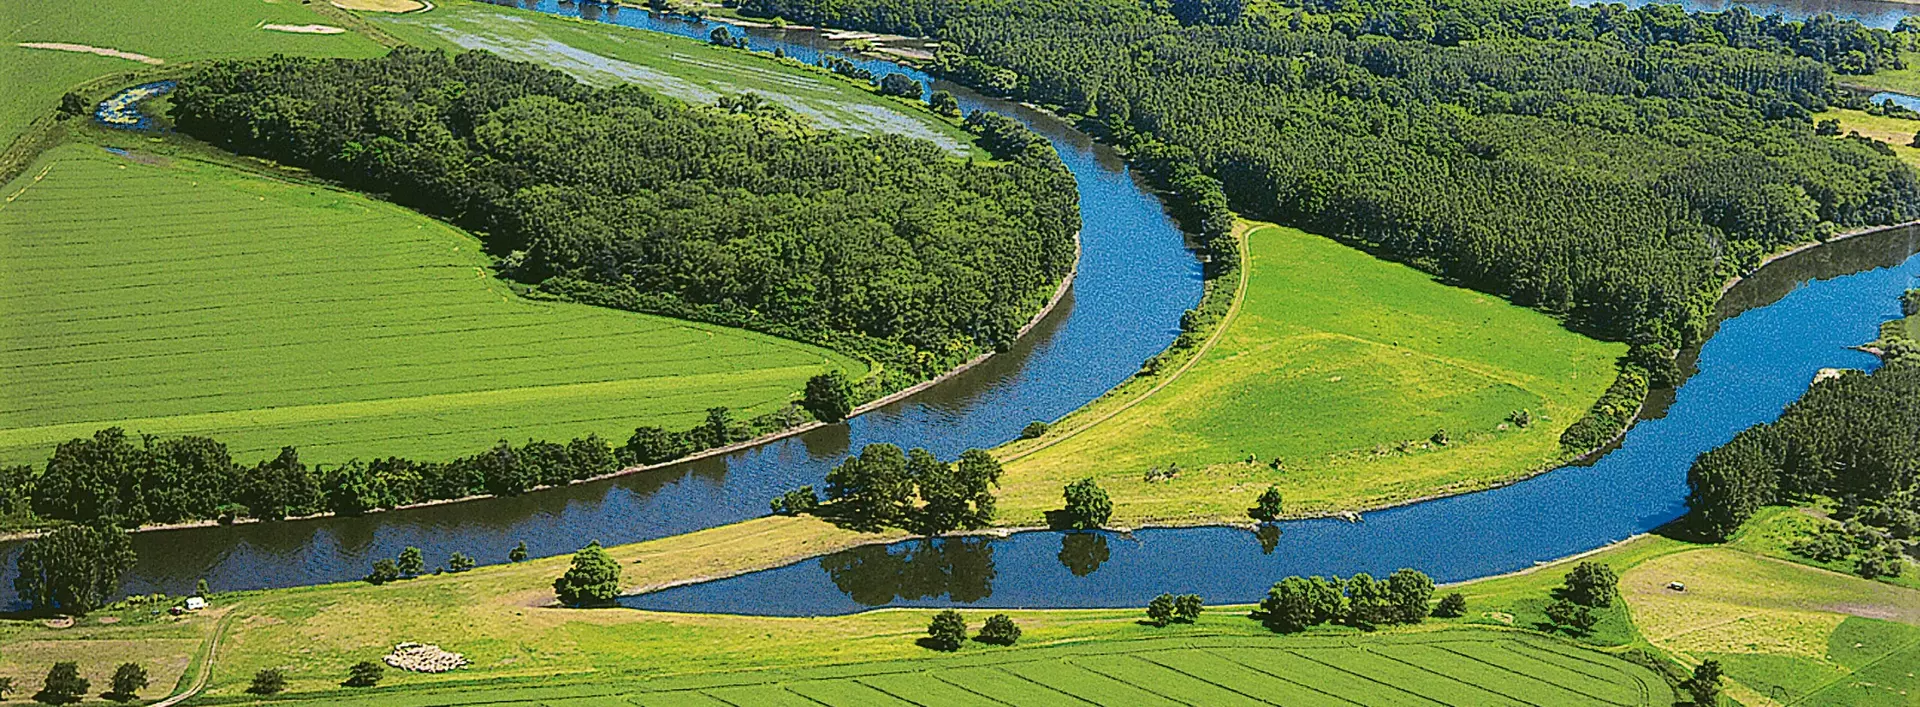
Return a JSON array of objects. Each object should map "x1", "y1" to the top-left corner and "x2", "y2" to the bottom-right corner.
[
  {"x1": 0, "y1": 0, "x2": 384, "y2": 150},
  {"x1": 1849, "y1": 51, "x2": 1920, "y2": 98},
  {"x1": 374, "y1": 0, "x2": 980, "y2": 157},
  {"x1": 0, "y1": 514, "x2": 1674, "y2": 704},
  {"x1": 1816, "y1": 108, "x2": 1920, "y2": 169},
  {"x1": 0, "y1": 143, "x2": 862, "y2": 465},
  {"x1": 993, "y1": 223, "x2": 1624, "y2": 525}
]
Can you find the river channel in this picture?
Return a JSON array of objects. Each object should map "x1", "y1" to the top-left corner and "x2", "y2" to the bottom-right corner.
[{"x1": 4, "y1": 0, "x2": 1918, "y2": 612}]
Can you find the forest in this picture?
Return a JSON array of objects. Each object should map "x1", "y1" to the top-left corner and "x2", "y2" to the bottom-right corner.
[
  {"x1": 741, "y1": 0, "x2": 1920, "y2": 374},
  {"x1": 168, "y1": 49, "x2": 1079, "y2": 389}
]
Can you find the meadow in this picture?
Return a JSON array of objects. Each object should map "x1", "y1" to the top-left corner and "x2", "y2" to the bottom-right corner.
[
  {"x1": 1816, "y1": 108, "x2": 1920, "y2": 169},
  {"x1": 0, "y1": 0, "x2": 384, "y2": 151},
  {"x1": 0, "y1": 144, "x2": 862, "y2": 465},
  {"x1": 994, "y1": 223, "x2": 1624, "y2": 525},
  {"x1": 373, "y1": 0, "x2": 981, "y2": 157}
]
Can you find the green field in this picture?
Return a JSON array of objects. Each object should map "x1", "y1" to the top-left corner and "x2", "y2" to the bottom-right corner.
[
  {"x1": 250, "y1": 633, "x2": 1672, "y2": 707},
  {"x1": 0, "y1": 144, "x2": 862, "y2": 465},
  {"x1": 0, "y1": 0, "x2": 384, "y2": 150},
  {"x1": 1816, "y1": 108, "x2": 1920, "y2": 170},
  {"x1": 995, "y1": 223, "x2": 1625, "y2": 524},
  {"x1": 374, "y1": 0, "x2": 980, "y2": 157}
]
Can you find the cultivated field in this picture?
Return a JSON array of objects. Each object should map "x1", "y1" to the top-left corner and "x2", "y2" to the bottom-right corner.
[
  {"x1": 255, "y1": 633, "x2": 1673, "y2": 707},
  {"x1": 0, "y1": 0, "x2": 383, "y2": 149},
  {"x1": 374, "y1": 0, "x2": 980, "y2": 156},
  {"x1": 994, "y1": 223, "x2": 1624, "y2": 524},
  {"x1": 1817, "y1": 108, "x2": 1920, "y2": 169},
  {"x1": 0, "y1": 145, "x2": 862, "y2": 465}
]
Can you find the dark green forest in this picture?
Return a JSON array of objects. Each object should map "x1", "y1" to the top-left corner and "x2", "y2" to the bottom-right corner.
[
  {"x1": 742, "y1": 0, "x2": 1920, "y2": 373},
  {"x1": 169, "y1": 49, "x2": 1079, "y2": 389}
]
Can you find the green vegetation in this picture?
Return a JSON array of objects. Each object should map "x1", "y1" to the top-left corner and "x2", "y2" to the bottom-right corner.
[
  {"x1": 1815, "y1": 108, "x2": 1920, "y2": 169},
  {"x1": 997, "y1": 224, "x2": 1622, "y2": 524},
  {"x1": 0, "y1": 0, "x2": 383, "y2": 150},
  {"x1": 0, "y1": 145, "x2": 860, "y2": 467},
  {"x1": 172, "y1": 48, "x2": 1077, "y2": 392},
  {"x1": 11, "y1": 524, "x2": 135, "y2": 615},
  {"x1": 372, "y1": 0, "x2": 980, "y2": 157},
  {"x1": 811, "y1": 445, "x2": 1001, "y2": 533}
]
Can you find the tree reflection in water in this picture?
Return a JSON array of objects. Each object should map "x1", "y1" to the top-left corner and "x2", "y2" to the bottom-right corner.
[
  {"x1": 821, "y1": 537, "x2": 996, "y2": 606},
  {"x1": 1057, "y1": 531, "x2": 1110, "y2": 577},
  {"x1": 1255, "y1": 525, "x2": 1281, "y2": 555}
]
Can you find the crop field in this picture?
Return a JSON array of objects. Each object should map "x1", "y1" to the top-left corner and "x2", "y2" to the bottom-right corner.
[
  {"x1": 0, "y1": 144, "x2": 862, "y2": 465},
  {"x1": 245, "y1": 633, "x2": 1673, "y2": 707},
  {"x1": 1816, "y1": 108, "x2": 1920, "y2": 169},
  {"x1": 0, "y1": 0, "x2": 383, "y2": 149},
  {"x1": 994, "y1": 223, "x2": 1625, "y2": 524},
  {"x1": 374, "y1": 0, "x2": 979, "y2": 156},
  {"x1": 1623, "y1": 546, "x2": 1920, "y2": 705}
]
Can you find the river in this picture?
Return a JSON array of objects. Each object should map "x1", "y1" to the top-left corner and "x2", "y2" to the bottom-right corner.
[{"x1": 5, "y1": 0, "x2": 1918, "y2": 612}]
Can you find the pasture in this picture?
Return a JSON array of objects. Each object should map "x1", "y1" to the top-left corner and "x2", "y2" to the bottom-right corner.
[
  {"x1": 0, "y1": 0, "x2": 383, "y2": 150},
  {"x1": 995, "y1": 223, "x2": 1624, "y2": 525},
  {"x1": 0, "y1": 144, "x2": 862, "y2": 465},
  {"x1": 1815, "y1": 108, "x2": 1920, "y2": 169},
  {"x1": 1624, "y1": 546, "x2": 1920, "y2": 705},
  {"x1": 373, "y1": 0, "x2": 979, "y2": 156}
]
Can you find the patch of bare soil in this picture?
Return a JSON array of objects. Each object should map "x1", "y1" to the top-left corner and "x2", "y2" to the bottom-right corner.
[{"x1": 16, "y1": 43, "x2": 163, "y2": 64}]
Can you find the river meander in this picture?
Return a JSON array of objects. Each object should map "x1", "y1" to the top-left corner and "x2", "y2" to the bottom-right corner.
[{"x1": 4, "y1": 0, "x2": 1917, "y2": 613}]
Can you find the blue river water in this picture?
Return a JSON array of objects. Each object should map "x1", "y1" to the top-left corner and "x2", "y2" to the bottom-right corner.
[
  {"x1": 1874, "y1": 92, "x2": 1920, "y2": 112},
  {"x1": 1578, "y1": 0, "x2": 1914, "y2": 28},
  {"x1": 4, "y1": 0, "x2": 1918, "y2": 612}
]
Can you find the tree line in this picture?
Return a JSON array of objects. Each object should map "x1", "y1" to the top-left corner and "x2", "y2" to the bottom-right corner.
[
  {"x1": 168, "y1": 48, "x2": 1079, "y2": 393},
  {"x1": 774, "y1": 442, "x2": 1003, "y2": 533},
  {"x1": 738, "y1": 0, "x2": 1920, "y2": 447},
  {"x1": 1687, "y1": 357, "x2": 1919, "y2": 541}
]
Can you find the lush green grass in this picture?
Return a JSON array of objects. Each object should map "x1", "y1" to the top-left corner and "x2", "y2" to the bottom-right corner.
[
  {"x1": 246, "y1": 633, "x2": 1670, "y2": 707},
  {"x1": 1849, "y1": 51, "x2": 1920, "y2": 98},
  {"x1": 373, "y1": 0, "x2": 980, "y2": 157},
  {"x1": 0, "y1": 143, "x2": 862, "y2": 465},
  {"x1": 996, "y1": 223, "x2": 1625, "y2": 524},
  {"x1": 1816, "y1": 108, "x2": 1920, "y2": 169},
  {"x1": 0, "y1": 0, "x2": 384, "y2": 150}
]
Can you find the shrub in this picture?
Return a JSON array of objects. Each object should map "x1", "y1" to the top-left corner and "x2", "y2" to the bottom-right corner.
[
  {"x1": 447, "y1": 551, "x2": 475, "y2": 573},
  {"x1": 770, "y1": 486, "x2": 820, "y2": 516},
  {"x1": 397, "y1": 546, "x2": 425, "y2": 577},
  {"x1": 1680, "y1": 659, "x2": 1723, "y2": 706},
  {"x1": 977, "y1": 614, "x2": 1020, "y2": 645},
  {"x1": 1062, "y1": 477, "x2": 1111, "y2": 529},
  {"x1": 1433, "y1": 592, "x2": 1468, "y2": 618},
  {"x1": 1146, "y1": 592, "x2": 1176, "y2": 626},
  {"x1": 248, "y1": 669, "x2": 287, "y2": 696},
  {"x1": 108, "y1": 662, "x2": 147, "y2": 701},
  {"x1": 803, "y1": 372, "x2": 855, "y2": 423},
  {"x1": 367, "y1": 558, "x2": 400, "y2": 584},
  {"x1": 1249, "y1": 485, "x2": 1283, "y2": 522},
  {"x1": 1173, "y1": 593, "x2": 1203, "y2": 623},
  {"x1": 1562, "y1": 561, "x2": 1619, "y2": 607},
  {"x1": 1545, "y1": 598, "x2": 1597, "y2": 634},
  {"x1": 1019, "y1": 421, "x2": 1050, "y2": 439},
  {"x1": 37, "y1": 662, "x2": 88, "y2": 704},
  {"x1": 344, "y1": 660, "x2": 384, "y2": 688},
  {"x1": 926, "y1": 610, "x2": 967, "y2": 651},
  {"x1": 509, "y1": 541, "x2": 528, "y2": 563},
  {"x1": 554, "y1": 541, "x2": 622, "y2": 607}
]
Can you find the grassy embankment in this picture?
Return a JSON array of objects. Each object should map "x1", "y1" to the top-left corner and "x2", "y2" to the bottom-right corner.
[
  {"x1": 991, "y1": 222, "x2": 1624, "y2": 525},
  {"x1": 0, "y1": 143, "x2": 863, "y2": 465},
  {"x1": 0, "y1": 0, "x2": 385, "y2": 151},
  {"x1": 373, "y1": 0, "x2": 983, "y2": 158},
  {"x1": 0, "y1": 513, "x2": 1679, "y2": 705}
]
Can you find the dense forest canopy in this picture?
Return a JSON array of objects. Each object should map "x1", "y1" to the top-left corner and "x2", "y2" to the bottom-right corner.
[
  {"x1": 742, "y1": 0, "x2": 1920, "y2": 364},
  {"x1": 169, "y1": 49, "x2": 1079, "y2": 384}
]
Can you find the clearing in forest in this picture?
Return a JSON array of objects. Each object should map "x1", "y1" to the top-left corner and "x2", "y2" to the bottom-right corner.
[
  {"x1": 374, "y1": 0, "x2": 979, "y2": 156},
  {"x1": 0, "y1": 0, "x2": 383, "y2": 149},
  {"x1": 996, "y1": 223, "x2": 1624, "y2": 524},
  {"x1": 1814, "y1": 108, "x2": 1920, "y2": 170},
  {"x1": 0, "y1": 145, "x2": 862, "y2": 465}
]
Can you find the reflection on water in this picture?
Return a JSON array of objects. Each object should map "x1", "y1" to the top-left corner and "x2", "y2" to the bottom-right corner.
[
  {"x1": 1578, "y1": 0, "x2": 1915, "y2": 28},
  {"x1": 0, "y1": 0, "x2": 1202, "y2": 609},
  {"x1": 1871, "y1": 92, "x2": 1920, "y2": 113},
  {"x1": 1057, "y1": 532, "x2": 1111, "y2": 577},
  {"x1": 625, "y1": 225, "x2": 1920, "y2": 616},
  {"x1": 822, "y1": 537, "x2": 996, "y2": 605}
]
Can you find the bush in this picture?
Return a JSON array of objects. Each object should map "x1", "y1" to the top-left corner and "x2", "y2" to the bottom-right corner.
[
  {"x1": 447, "y1": 551, "x2": 475, "y2": 573},
  {"x1": 553, "y1": 541, "x2": 622, "y2": 607},
  {"x1": 1173, "y1": 593, "x2": 1203, "y2": 622},
  {"x1": 1545, "y1": 598, "x2": 1598, "y2": 634},
  {"x1": 1146, "y1": 592, "x2": 1176, "y2": 626},
  {"x1": 770, "y1": 486, "x2": 820, "y2": 516},
  {"x1": 1249, "y1": 485, "x2": 1283, "y2": 522},
  {"x1": 108, "y1": 662, "x2": 147, "y2": 701},
  {"x1": 397, "y1": 546, "x2": 425, "y2": 577},
  {"x1": 58, "y1": 92, "x2": 90, "y2": 119},
  {"x1": 367, "y1": 558, "x2": 400, "y2": 584},
  {"x1": 1433, "y1": 592, "x2": 1468, "y2": 618},
  {"x1": 926, "y1": 609, "x2": 967, "y2": 651},
  {"x1": 1019, "y1": 420, "x2": 1050, "y2": 439},
  {"x1": 248, "y1": 669, "x2": 287, "y2": 696},
  {"x1": 1562, "y1": 561, "x2": 1619, "y2": 607},
  {"x1": 36, "y1": 662, "x2": 88, "y2": 704},
  {"x1": 1061, "y1": 477, "x2": 1111, "y2": 529},
  {"x1": 977, "y1": 614, "x2": 1020, "y2": 645},
  {"x1": 878, "y1": 73, "x2": 921, "y2": 98},
  {"x1": 344, "y1": 660, "x2": 384, "y2": 688},
  {"x1": 509, "y1": 541, "x2": 528, "y2": 563},
  {"x1": 803, "y1": 372, "x2": 855, "y2": 423}
]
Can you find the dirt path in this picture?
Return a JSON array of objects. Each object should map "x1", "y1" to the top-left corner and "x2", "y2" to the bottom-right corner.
[
  {"x1": 16, "y1": 42, "x2": 163, "y2": 64},
  {"x1": 153, "y1": 610, "x2": 236, "y2": 707}
]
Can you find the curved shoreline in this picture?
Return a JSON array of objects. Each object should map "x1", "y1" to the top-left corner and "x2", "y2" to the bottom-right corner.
[{"x1": 0, "y1": 233, "x2": 1081, "y2": 544}]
